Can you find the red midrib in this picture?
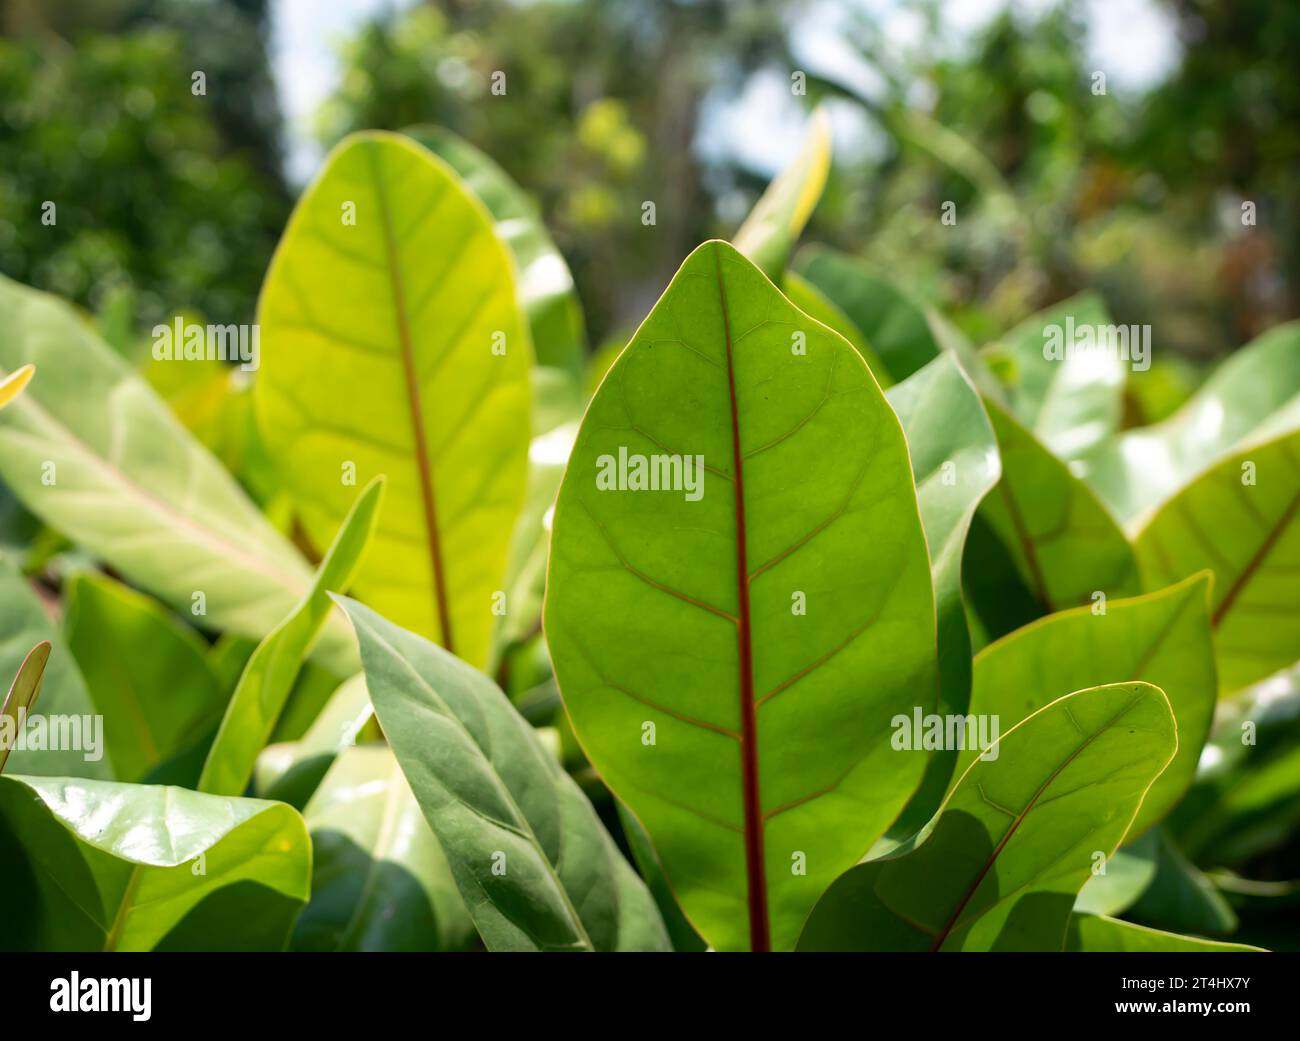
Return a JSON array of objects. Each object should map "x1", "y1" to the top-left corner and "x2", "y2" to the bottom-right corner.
[
  {"x1": 928, "y1": 693, "x2": 1139, "y2": 950},
  {"x1": 1211, "y1": 485, "x2": 1300, "y2": 628},
  {"x1": 368, "y1": 144, "x2": 455, "y2": 654},
  {"x1": 715, "y1": 246, "x2": 769, "y2": 951}
]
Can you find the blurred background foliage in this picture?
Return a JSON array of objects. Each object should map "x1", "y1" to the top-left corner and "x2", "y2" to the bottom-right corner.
[{"x1": 2, "y1": 0, "x2": 1297, "y2": 383}]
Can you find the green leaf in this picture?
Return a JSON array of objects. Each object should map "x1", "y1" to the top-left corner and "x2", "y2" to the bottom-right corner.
[
  {"x1": 1134, "y1": 429, "x2": 1300, "y2": 694},
  {"x1": 966, "y1": 573, "x2": 1216, "y2": 835},
  {"x1": 256, "y1": 672, "x2": 374, "y2": 808},
  {"x1": 293, "y1": 744, "x2": 473, "y2": 951},
  {"x1": 0, "y1": 363, "x2": 33, "y2": 410},
  {"x1": 975, "y1": 399, "x2": 1140, "y2": 627},
  {"x1": 544, "y1": 240, "x2": 937, "y2": 952},
  {"x1": 256, "y1": 131, "x2": 532, "y2": 670},
  {"x1": 0, "y1": 774, "x2": 309, "y2": 951},
  {"x1": 1080, "y1": 320, "x2": 1300, "y2": 527},
  {"x1": 990, "y1": 292, "x2": 1123, "y2": 460},
  {"x1": 1074, "y1": 830, "x2": 1159, "y2": 917},
  {"x1": 792, "y1": 246, "x2": 941, "y2": 382},
  {"x1": 337, "y1": 596, "x2": 670, "y2": 952},
  {"x1": 0, "y1": 276, "x2": 351, "y2": 671},
  {"x1": 198, "y1": 477, "x2": 384, "y2": 797},
  {"x1": 616, "y1": 802, "x2": 707, "y2": 952},
  {"x1": 0, "y1": 639, "x2": 49, "y2": 775},
  {"x1": 144, "y1": 316, "x2": 242, "y2": 444},
  {"x1": 782, "y1": 270, "x2": 892, "y2": 386},
  {"x1": 882, "y1": 352, "x2": 1000, "y2": 837},
  {"x1": 1064, "y1": 914, "x2": 1263, "y2": 952},
  {"x1": 798, "y1": 682, "x2": 1177, "y2": 951},
  {"x1": 0, "y1": 556, "x2": 108, "y2": 778},
  {"x1": 494, "y1": 419, "x2": 576, "y2": 661},
  {"x1": 733, "y1": 109, "x2": 831, "y2": 279},
  {"x1": 63, "y1": 573, "x2": 225, "y2": 783},
  {"x1": 403, "y1": 124, "x2": 586, "y2": 377}
]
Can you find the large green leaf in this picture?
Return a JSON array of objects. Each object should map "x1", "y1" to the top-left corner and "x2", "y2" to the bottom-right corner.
[
  {"x1": 1135, "y1": 429, "x2": 1300, "y2": 694},
  {"x1": 0, "y1": 639, "x2": 49, "y2": 775},
  {"x1": 797, "y1": 682, "x2": 1177, "y2": 951},
  {"x1": 63, "y1": 573, "x2": 225, "y2": 783},
  {"x1": 403, "y1": 124, "x2": 586, "y2": 377},
  {"x1": 976, "y1": 399, "x2": 1140, "y2": 624},
  {"x1": 337, "y1": 596, "x2": 670, "y2": 952},
  {"x1": 198, "y1": 477, "x2": 383, "y2": 797},
  {"x1": 0, "y1": 774, "x2": 309, "y2": 951},
  {"x1": 792, "y1": 246, "x2": 941, "y2": 382},
  {"x1": 989, "y1": 292, "x2": 1123, "y2": 460},
  {"x1": 1081, "y1": 320, "x2": 1300, "y2": 527},
  {"x1": 883, "y1": 352, "x2": 1000, "y2": 836},
  {"x1": 293, "y1": 744, "x2": 473, "y2": 952},
  {"x1": 544, "y1": 240, "x2": 937, "y2": 952},
  {"x1": 256, "y1": 131, "x2": 531, "y2": 671},
  {"x1": 732, "y1": 108, "x2": 831, "y2": 279},
  {"x1": 0, "y1": 276, "x2": 350, "y2": 669},
  {"x1": 966, "y1": 573, "x2": 1216, "y2": 835},
  {"x1": 1064, "y1": 914, "x2": 1263, "y2": 952},
  {"x1": 0, "y1": 556, "x2": 107, "y2": 778}
]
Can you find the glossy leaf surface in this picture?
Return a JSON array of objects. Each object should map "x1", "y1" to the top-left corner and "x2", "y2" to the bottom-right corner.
[{"x1": 0, "y1": 774, "x2": 309, "y2": 951}]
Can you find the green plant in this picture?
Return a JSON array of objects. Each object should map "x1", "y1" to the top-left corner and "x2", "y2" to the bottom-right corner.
[{"x1": 0, "y1": 118, "x2": 1295, "y2": 954}]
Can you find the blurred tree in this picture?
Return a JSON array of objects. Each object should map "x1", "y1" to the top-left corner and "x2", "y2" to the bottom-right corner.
[
  {"x1": 806, "y1": 1, "x2": 1299, "y2": 362},
  {"x1": 0, "y1": 0, "x2": 289, "y2": 327},
  {"x1": 1141, "y1": 0, "x2": 1300, "y2": 339},
  {"x1": 317, "y1": 0, "x2": 805, "y2": 342}
]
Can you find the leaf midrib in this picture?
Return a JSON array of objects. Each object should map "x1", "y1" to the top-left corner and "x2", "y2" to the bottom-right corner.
[
  {"x1": 366, "y1": 142, "x2": 456, "y2": 654},
  {"x1": 1211, "y1": 482, "x2": 1300, "y2": 628},
  {"x1": 3, "y1": 392, "x2": 307, "y2": 596},
  {"x1": 713, "y1": 246, "x2": 769, "y2": 953},
  {"x1": 928, "y1": 691, "x2": 1144, "y2": 950}
]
